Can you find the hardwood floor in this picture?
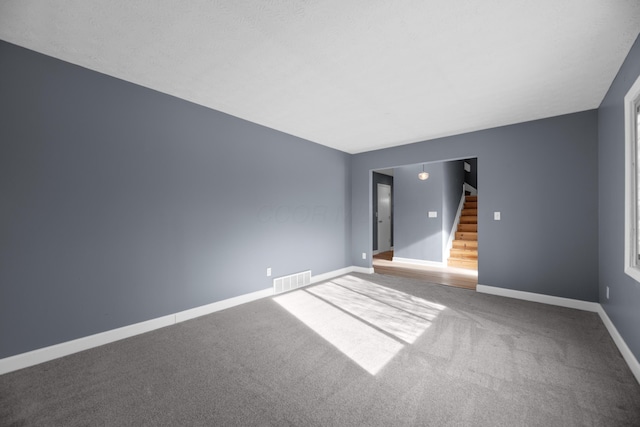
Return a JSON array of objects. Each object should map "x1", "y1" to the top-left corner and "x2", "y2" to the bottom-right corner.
[{"x1": 373, "y1": 251, "x2": 478, "y2": 290}]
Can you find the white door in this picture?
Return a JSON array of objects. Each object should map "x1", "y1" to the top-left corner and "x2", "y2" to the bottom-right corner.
[{"x1": 377, "y1": 183, "x2": 392, "y2": 252}]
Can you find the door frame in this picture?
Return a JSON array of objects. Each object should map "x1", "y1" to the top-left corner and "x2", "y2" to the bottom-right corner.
[{"x1": 376, "y1": 182, "x2": 392, "y2": 254}]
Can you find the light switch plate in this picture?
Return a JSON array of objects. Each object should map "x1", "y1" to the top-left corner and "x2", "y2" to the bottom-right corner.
[
  {"x1": 494, "y1": 212, "x2": 501, "y2": 220},
  {"x1": 428, "y1": 211, "x2": 438, "y2": 218}
]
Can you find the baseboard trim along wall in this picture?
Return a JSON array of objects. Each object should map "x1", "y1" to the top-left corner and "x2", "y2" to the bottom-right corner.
[
  {"x1": 476, "y1": 284, "x2": 600, "y2": 312},
  {"x1": 463, "y1": 183, "x2": 478, "y2": 195},
  {"x1": 0, "y1": 265, "x2": 372, "y2": 375},
  {"x1": 312, "y1": 266, "x2": 358, "y2": 284},
  {"x1": 174, "y1": 288, "x2": 275, "y2": 323},
  {"x1": 445, "y1": 191, "x2": 466, "y2": 262},
  {"x1": 0, "y1": 313, "x2": 177, "y2": 377},
  {"x1": 392, "y1": 257, "x2": 445, "y2": 268},
  {"x1": 596, "y1": 305, "x2": 640, "y2": 385},
  {"x1": 8, "y1": 273, "x2": 635, "y2": 385},
  {"x1": 477, "y1": 284, "x2": 640, "y2": 385}
]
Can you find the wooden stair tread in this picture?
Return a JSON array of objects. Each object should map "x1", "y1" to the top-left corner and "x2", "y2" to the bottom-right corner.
[
  {"x1": 447, "y1": 258, "x2": 478, "y2": 269},
  {"x1": 455, "y1": 231, "x2": 477, "y2": 241},
  {"x1": 453, "y1": 240, "x2": 478, "y2": 249},
  {"x1": 448, "y1": 195, "x2": 478, "y2": 270},
  {"x1": 457, "y1": 224, "x2": 477, "y2": 232},
  {"x1": 449, "y1": 249, "x2": 478, "y2": 259}
]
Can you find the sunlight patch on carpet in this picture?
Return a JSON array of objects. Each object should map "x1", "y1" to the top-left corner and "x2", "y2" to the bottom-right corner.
[
  {"x1": 307, "y1": 283, "x2": 431, "y2": 343},
  {"x1": 332, "y1": 275, "x2": 447, "y2": 317},
  {"x1": 273, "y1": 275, "x2": 446, "y2": 375},
  {"x1": 274, "y1": 290, "x2": 402, "y2": 375}
]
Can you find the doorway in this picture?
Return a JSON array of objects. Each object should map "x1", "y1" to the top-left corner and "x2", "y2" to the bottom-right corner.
[
  {"x1": 371, "y1": 159, "x2": 479, "y2": 290},
  {"x1": 373, "y1": 170, "x2": 394, "y2": 255},
  {"x1": 377, "y1": 183, "x2": 392, "y2": 253}
]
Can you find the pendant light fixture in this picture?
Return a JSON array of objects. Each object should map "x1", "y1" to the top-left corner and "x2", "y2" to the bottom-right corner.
[{"x1": 418, "y1": 164, "x2": 429, "y2": 180}]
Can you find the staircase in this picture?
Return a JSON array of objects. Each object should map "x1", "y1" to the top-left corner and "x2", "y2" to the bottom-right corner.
[{"x1": 448, "y1": 195, "x2": 478, "y2": 270}]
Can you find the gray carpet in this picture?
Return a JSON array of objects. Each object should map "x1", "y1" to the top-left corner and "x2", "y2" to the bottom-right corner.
[{"x1": 1, "y1": 273, "x2": 639, "y2": 426}]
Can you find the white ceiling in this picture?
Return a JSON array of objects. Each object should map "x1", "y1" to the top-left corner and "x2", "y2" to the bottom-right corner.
[{"x1": 1, "y1": 1, "x2": 639, "y2": 154}]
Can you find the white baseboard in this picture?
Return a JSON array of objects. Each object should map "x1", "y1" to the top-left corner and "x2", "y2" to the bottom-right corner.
[
  {"x1": 351, "y1": 266, "x2": 375, "y2": 274},
  {"x1": 477, "y1": 284, "x2": 640, "y2": 385},
  {"x1": 175, "y1": 288, "x2": 274, "y2": 323},
  {"x1": 10, "y1": 270, "x2": 634, "y2": 388},
  {"x1": 476, "y1": 284, "x2": 600, "y2": 312},
  {"x1": 0, "y1": 265, "x2": 376, "y2": 376},
  {"x1": 0, "y1": 314, "x2": 176, "y2": 377},
  {"x1": 312, "y1": 266, "x2": 374, "y2": 284},
  {"x1": 445, "y1": 190, "x2": 466, "y2": 261},
  {"x1": 597, "y1": 306, "x2": 640, "y2": 385},
  {"x1": 393, "y1": 257, "x2": 445, "y2": 268},
  {"x1": 464, "y1": 183, "x2": 478, "y2": 195},
  {"x1": 0, "y1": 286, "x2": 273, "y2": 375},
  {"x1": 312, "y1": 267, "x2": 354, "y2": 284}
]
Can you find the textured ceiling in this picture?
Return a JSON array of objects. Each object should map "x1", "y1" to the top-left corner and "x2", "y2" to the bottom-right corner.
[{"x1": 1, "y1": 1, "x2": 639, "y2": 154}]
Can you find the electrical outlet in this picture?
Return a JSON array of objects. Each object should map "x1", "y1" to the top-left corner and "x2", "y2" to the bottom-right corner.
[
  {"x1": 494, "y1": 212, "x2": 501, "y2": 221},
  {"x1": 362, "y1": 252, "x2": 367, "y2": 260},
  {"x1": 266, "y1": 267, "x2": 272, "y2": 277},
  {"x1": 606, "y1": 286, "x2": 610, "y2": 299}
]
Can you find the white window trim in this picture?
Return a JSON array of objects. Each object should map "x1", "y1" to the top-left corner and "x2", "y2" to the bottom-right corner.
[{"x1": 624, "y1": 74, "x2": 640, "y2": 282}]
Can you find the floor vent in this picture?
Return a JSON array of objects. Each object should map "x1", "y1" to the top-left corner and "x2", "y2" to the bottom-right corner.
[{"x1": 273, "y1": 270, "x2": 311, "y2": 294}]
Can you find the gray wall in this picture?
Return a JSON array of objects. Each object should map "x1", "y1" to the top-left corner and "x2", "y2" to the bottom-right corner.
[
  {"x1": 442, "y1": 160, "x2": 465, "y2": 248},
  {"x1": 0, "y1": 41, "x2": 351, "y2": 358},
  {"x1": 598, "y1": 34, "x2": 640, "y2": 361},
  {"x1": 372, "y1": 172, "x2": 393, "y2": 251},
  {"x1": 352, "y1": 110, "x2": 599, "y2": 302},
  {"x1": 0, "y1": 36, "x2": 621, "y2": 361},
  {"x1": 393, "y1": 161, "x2": 463, "y2": 263},
  {"x1": 464, "y1": 158, "x2": 478, "y2": 189},
  {"x1": 394, "y1": 163, "x2": 444, "y2": 262}
]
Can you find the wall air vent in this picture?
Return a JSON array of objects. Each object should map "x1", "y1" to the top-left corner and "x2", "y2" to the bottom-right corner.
[{"x1": 273, "y1": 270, "x2": 311, "y2": 294}]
